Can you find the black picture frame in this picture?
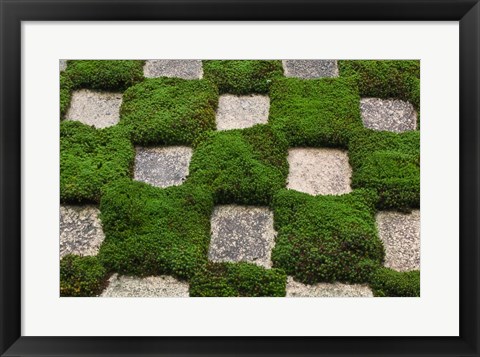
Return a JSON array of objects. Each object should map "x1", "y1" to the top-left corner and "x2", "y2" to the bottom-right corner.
[{"x1": 1, "y1": 0, "x2": 479, "y2": 356}]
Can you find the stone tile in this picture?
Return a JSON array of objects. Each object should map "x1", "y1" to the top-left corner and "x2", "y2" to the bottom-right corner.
[
  {"x1": 286, "y1": 277, "x2": 373, "y2": 297},
  {"x1": 282, "y1": 60, "x2": 339, "y2": 78},
  {"x1": 376, "y1": 210, "x2": 420, "y2": 272},
  {"x1": 143, "y1": 60, "x2": 203, "y2": 79},
  {"x1": 360, "y1": 98, "x2": 417, "y2": 132},
  {"x1": 287, "y1": 148, "x2": 352, "y2": 196},
  {"x1": 134, "y1": 146, "x2": 192, "y2": 188},
  {"x1": 65, "y1": 89, "x2": 122, "y2": 129},
  {"x1": 60, "y1": 59, "x2": 67, "y2": 72},
  {"x1": 216, "y1": 94, "x2": 270, "y2": 131},
  {"x1": 60, "y1": 205, "x2": 105, "y2": 258},
  {"x1": 208, "y1": 205, "x2": 276, "y2": 268},
  {"x1": 101, "y1": 274, "x2": 189, "y2": 297}
]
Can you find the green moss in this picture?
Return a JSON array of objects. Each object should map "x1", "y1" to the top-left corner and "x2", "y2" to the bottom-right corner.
[
  {"x1": 189, "y1": 262, "x2": 287, "y2": 297},
  {"x1": 60, "y1": 255, "x2": 107, "y2": 297},
  {"x1": 97, "y1": 180, "x2": 214, "y2": 280},
  {"x1": 338, "y1": 60, "x2": 420, "y2": 116},
  {"x1": 203, "y1": 60, "x2": 284, "y2": 94},
  {"x1": 271, "y1": 189, "x2": 384, "y2": 284},
  {"x1": 370, "y1": 267, "x2": 420, "y2": 297},
  {"x1": 187, "y1": 125, "x2": 288, "y2": 205},
  {"x1": 269, "y1": 77, "x2": 363, "y2": 147},
  {"x1": 349, "y1": 130, "x2": 420, "y2": 210},
  {"x1": 60, "y1": 72, "x2": 73, "y2": 119},
  {"x1": 119, "y1": 78, "x2": 218, "y2": 145},
  {"x1": 64, "y1": 60, "x2": 145, "y2": 91},
  {"x1": 60, "y1": 121, "x2": 135, "y2": 203}
]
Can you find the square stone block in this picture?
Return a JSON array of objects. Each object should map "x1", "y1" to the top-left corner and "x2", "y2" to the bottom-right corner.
[
  {"x1": 65, "y1": 89, "x2": 122, "y2": 129},
  {"x1": 60, "y1": 59, "x2": 67, "y2": 72},
  {"x1": 101, "y1": 274, "x2": 189, "y2": 297},
  {"x1": 143, "y1": 60, "x2": 203, "y2": 79},
  {"x1": 282, "y1": 60, "x2": 339, "y2": 78},
  {"x1": 360, "y1": 98, "x2": 417, "y2": 132},
  {"x1": 208, "y1": 205, "x2": 276, "y2": 268},
  {"x1": 286, "y1": 277, "x2": 373, "y2": 297},
  {"x1": 60, "y1": 205, "x2": 105, "y2": 258},
  {"x1": 134, "y1": 146, "x2": 193, "y2": 188},
  {"x1": 287, "y1": 148, "x2": 352, "y2": 196},
  {"x1": 376, "y1": 210, "x2": 420, "y2": 272},
  {"x1": 216, "y1": 94, "x2": 270, "y2": 131}
]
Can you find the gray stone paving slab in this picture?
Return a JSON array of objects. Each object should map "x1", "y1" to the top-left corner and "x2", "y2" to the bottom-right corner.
[
  {"x1": 287, "y1": 148, "x2": 352, "y2": 196},
  {"x1": 60, "y1": 59, "x2": 67, "y2": 72},
  {"x1": 282, "y1": 60, "x2": 339, "y2": 78},
  {"x1": 286, "y1": 277, "x2": 373, "y2": 297},
  {"x1": 65, "y1": 89, "x2": 122, "y2": 129},
  {"x1": 143, "y1": 60, "x2": 203, "y2": 79},
  {"x1": 208, "y1": 205, "x2": 276, "y2": 268},
  {"x1": 376, "y1": 210, "x2": 420, "y2": 272},
  {"x1": 360, "y1": 98, "x2": 417, "y2": 132},
  {"x1": 101, "y1": 274, "x2": 189, "y2": 297},
  {"x1": 216, "y1": 94, "x2": 270, "y2": 131},
  {"x1": 134, "y1": 146, "x2": 193, "y2": 188},
  {"x1": 60, "y1": 205, "x2": 105, "y2": 258}
]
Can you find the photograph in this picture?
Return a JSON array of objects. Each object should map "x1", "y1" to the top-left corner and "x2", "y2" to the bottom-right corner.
[{"x1": 59, "y1": 59, "x2": 421, "y2": 298}]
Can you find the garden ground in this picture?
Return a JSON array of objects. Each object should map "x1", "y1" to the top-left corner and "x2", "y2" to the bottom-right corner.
[{"x1": 60, "y1": 59, "x2": 420, "y2": 297}]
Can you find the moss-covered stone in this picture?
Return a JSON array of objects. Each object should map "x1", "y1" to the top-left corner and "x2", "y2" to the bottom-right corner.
[
  {"x1": 60, "y1": 121, "x2": 135, "y2": 203},
  {"x1": 187, "y1": 125, "x2": 288, "y2": 205},
  {"x1": 60, "y1": 72, "x2": 73, "y2": 119},
  {"x1": 269, "y1": 77, "x2": 363, "y2": 147},
  {"x1": 120, "y1": 77, "x2": 218, "y2": 145},
  {"x1": 271, "y1": 189, "x2": 384, "y2": 285},
  {"x1": 203, "y1": 60, "x2": 284, "y2": 94},
  {"x1": 338, "y1": 60, "x2": 420, "y2": 125},
  {"x1": 189, "y1": 262, "x2": 287, "y2": 297},
  {"x1": 349, "y1": 130, "x2": 420, "y2": 210},
  {"x1": 370, "y1": 267, "x2": 420, "y2": 297},
  {"x1": 98, "y1": 180, "x2": 214, "y2": 280},
  {"x1": 64, "y1": 60, "x2": 145, "y2": 91},
  {"x1": 60, "y1": 255, "x2": 107, "y2": 297}
]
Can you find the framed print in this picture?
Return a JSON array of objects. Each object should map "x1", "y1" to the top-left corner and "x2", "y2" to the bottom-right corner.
[{"x1": 1, "y1": 0, "x2": 479, "y2": 356}]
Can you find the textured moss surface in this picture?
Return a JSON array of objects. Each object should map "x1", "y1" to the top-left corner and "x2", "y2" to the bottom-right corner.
[
  {"x1": 64, "y1": 60, "x2": 145, "y2": 91},
  {"x1": 271, "y1": 189, "x2": 384, "y2": 284},
  {"x1": 187, "y1": 125, "x2": 288, "y2": 205},
  {"x1": 349, "y1": 130, "x2": 420, "y2": 210},
  {"x1": 60, "y1": 121, "x2": 135, "y2": 203},
  {"x1": 60, "y1": 72, "x2": 74, "y2": 119},
  {"x1": 370, "y1": 267, "x2": 420, "y2": 297},
  {"x1": 190, "y1": 262, "x2": 287, "y2": 297},
  {"x1": 120, "y1": 77, "x2": 218, "y2": 145},
  {"x1": 338, "y1": 60, "x2": 420, "y2": 110},
  {"x1": 269, "y1": 77, "x2": 363, "y2": 147},
  {"x1": 203, "y1": 60, "x2": 284, "y2": 94},
  {"x1": 98, "y1": 180, "x2": 214, "y2": 280},
  {"x1": 60, "y1": 255, "x2": 107, "y2": 297}
]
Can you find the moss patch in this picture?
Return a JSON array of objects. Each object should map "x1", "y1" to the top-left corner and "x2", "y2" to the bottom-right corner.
[
  {"x1": 271, "y1": 189, "x2": 384, "y2": 285},
  {"x1": 269, "y1": 77, "x2": 363, "y2": 147},
  {"x1": 60, "y1": 72, "x2": 74, "y2": 119},
  {"x1": 187, "y1": 125, "x2": 289, "y2": 205},
  {"x1": 64, "y1": 60, "x2": 145, "y2": 91},
  {"x1": 60, "y1": 255, "x2": 107, "y2": 297},
  {"x1": 60, "y1": 121, "x2": 134, "y2": 203},
  {"x1": 203, "y1": 60, "x2": 284, "y2": 94},
  {"x1": 189, "y1": 262, "x2": 287, "y2": 297},
  {"x1": 349, "y1": 130, "x2": 420, "y2": 210},
  {"x1": 98, "y1": 180, "x2": 214, "y2": 280},
  {"x1": 119, "y1": 78, "x2": 218, "y2": 145},
  {"x1": 338, "y1": 60, "x2": 420, "y2": 120},
  {"x1": 370, "y1": 267, "x2": 420, "y2": 297}
]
